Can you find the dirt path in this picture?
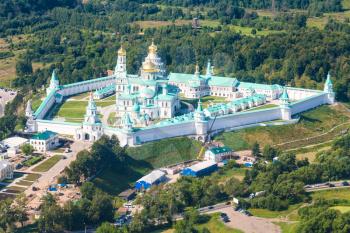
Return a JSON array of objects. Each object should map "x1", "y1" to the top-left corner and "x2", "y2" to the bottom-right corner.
[{"x1": 100, "y1": 104, "x2": 115, "y2": 126}]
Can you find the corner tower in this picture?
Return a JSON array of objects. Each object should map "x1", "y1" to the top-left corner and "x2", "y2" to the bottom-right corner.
[
  {"x1": 324, "y1": 72, "x2": 335, "y2": 104},
  {"x1": 46, "y1": 70, "x2": 59, "y2": 95},
  {"x1": 279, "y1": 88, "x2": 291, "y2": 120},
  {"x1": 194, "y1": 98, "x2": 208, "y2": 142}
]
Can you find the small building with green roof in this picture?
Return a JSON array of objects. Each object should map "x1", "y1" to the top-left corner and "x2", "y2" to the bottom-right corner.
[
  {"x1": 30, "y1": 130, "x2": 59, "y2": 153},
  {"x1": 204, "y1": 146, "x2": 233, "y2": 162}
]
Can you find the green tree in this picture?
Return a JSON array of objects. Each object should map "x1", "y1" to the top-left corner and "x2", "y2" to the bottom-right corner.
[
  {"x1": 21, "y1": 144, "x2": 34, "y2": 156},
  {"x1": 251, "y1": 142, "x2": 261, "y2": 157}
]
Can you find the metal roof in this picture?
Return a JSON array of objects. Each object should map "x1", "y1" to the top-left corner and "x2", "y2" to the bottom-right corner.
[
  {"x1": 31, "y1": 130, "x2": 57, "y2": 140},
  {"x1": 186, "y1": 161, "x2": 217, "y2": 172},
  {"x1": 209, "y1": 146, "x2": 232, "y2": 155},
  {"x1": 137, "y1": 170, "x2": 166, "y2": 184}
]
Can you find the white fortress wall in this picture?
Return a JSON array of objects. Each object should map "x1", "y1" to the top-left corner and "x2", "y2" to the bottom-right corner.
[
  {"x1": 134, "y1": 121, "x2": 196, "y2": 144},
  {"x1": 210, "y1": 107, "x2": 282, "y2": 132},
  {"x1": 286, "y1": 87, "x2": 323, "y2": 101},
  {"x1": 36, "y1": 120, "x2": 80, "y2": 135},
  {"x1": 290, "y1": 93, "x2": 328, "y2": 115},
  {"x1": 34, "y1": 91, "x2": 56, "y2": 119},
  {"x1": 59, "y1": 76, "x2": 115, "y2": 97}
]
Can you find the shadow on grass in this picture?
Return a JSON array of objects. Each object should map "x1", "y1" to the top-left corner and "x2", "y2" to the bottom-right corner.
[{"x1": 93, "y1": 155, "x2": 153, "y2": 195}]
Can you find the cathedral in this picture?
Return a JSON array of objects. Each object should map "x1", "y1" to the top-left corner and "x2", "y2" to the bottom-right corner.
[{"x1": 114, "y1": 41, "x2": 180, "y2": 127}]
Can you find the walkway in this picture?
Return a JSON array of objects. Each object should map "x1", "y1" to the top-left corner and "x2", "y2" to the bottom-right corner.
[{"x1": 100, "y1": 104, "x2": 115, "y2": 126}]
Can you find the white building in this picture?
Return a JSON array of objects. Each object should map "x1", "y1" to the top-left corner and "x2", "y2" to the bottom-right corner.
[
  {"x1": 1, "y1": 136, "x2": 28, "y2": 157},
  {"x1": 30, "y1": 130, "x2": 59, "y2": 152},
  {"x1": 115, "y1": 42, "x2": 180, "y2": 126},
  {"x1": 204, "y1": 146, "x2": 233, "y2": 162},
  {"x1": 0, "y1": 160, "x2": 14, "y2": 181}
]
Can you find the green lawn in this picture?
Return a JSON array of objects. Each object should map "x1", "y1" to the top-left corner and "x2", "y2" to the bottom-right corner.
[
  {"x1": 331, "y1": 206, "x2": 350, "y2": 213},
  {"x1": 229, "y1": 25, "x2": 284, "y2": 36},
  {"x1": 215, "y1": 167, "x2": 249, "y2": 182},
  {"x1": 274, "y1": 222, "x2": 299, "y2": 233},
  {"x1": 180, "y1": 95, "x2": 228, "y2": 109},
  {"x1": 249, "y1": 204, "x2": 302, "y2": 221},
  {"x1": 23, "y1": 156, "x2": 43, "y2": 167},
  {"x1": 32, "y1": 155, "x2": 62, "y2": 172},
  {"x1": 23, "y1": 173, "x2": 41, "y2": 182},
  {"x1": 15, "y1": 180, "x2": 34, "y2": 186},
  {"x1": 155, "y1": 213, "x2": 243, "y2": 233},
  {"x1": 215, "y1": 105, "x2": 350, "y2": 151},
  {"x1": 245, "y1": 104, "x2": 278, "y2": 112},
  {"x1": 311, "y1": 188, "x2": 350, "y2": 201},
  {"x1": 93, "y1": 137, "x2": 201, "y2": 195}
]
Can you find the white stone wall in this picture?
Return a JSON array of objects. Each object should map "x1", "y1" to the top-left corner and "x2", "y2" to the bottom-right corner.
[
  {"x1": 36, "y1": 120, "x2": 80, "y2": 135},
  {"x1": 286, "y1": 88, "x2": 322, "y2": 101},
  {"x1": 290, "y1": 93, "x2": 328, "y2": 115},
  {"x1": 210, "y1": 107, "x2": 282, "y2": 132},
  {"x1": 134, "y1": 121, "x2": 196, "y2": 144},
  {"x1": 35, "y1": 93, "x2": 56, "y2": 119},
  {"x1": 59, "y1": 77, "x2": 114, "y2": 97}
]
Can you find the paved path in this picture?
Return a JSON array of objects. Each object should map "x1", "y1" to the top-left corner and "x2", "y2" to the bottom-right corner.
[
  {"x1": 25, "y1": 141, "x2": 90, "y2": 208},
  {"x1": 0, "y1": 88, "x2": 16, "y2": 117},
  {"x1": 100, "y1": 105, "x2": 115, "y2": 126}
]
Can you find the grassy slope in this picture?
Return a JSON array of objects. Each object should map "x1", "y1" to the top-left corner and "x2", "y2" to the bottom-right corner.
[
  {"x1": 215, "y1": 105, "x2": 350, "y2": 151},
  {"x1": 32, "y1": 155, "x2": 62, "y2": 172},
  {"x1": 154, "y1": 213, "x2": 244, "y2": 233},
  {"x1": 311, "y1": 188, "x2": 350, "y2": 201},
  {"x1": 249, "y1": 204, "x2": 302, "y2": 220},
  {"x1": 93, "y1": 137, "x2": 201, "y2": 195}
]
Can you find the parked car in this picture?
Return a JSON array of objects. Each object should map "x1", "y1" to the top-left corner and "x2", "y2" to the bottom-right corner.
[
  {"x1": 220, "y1": 213, "x2": 227, "y2": 218},
  {"x1": 208, "y1": 206, "x2": 214, "y2": 210},
  {"x1": 329, "y1": 183, "x2": 335, "y2": 187},
  {"x1": 342, "y1": 181, "x2": 349, "y2": 186}
]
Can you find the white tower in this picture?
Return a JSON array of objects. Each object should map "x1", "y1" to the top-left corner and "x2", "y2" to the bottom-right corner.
[
  {"x1": 279, "y1": 88, "x2": 292, "y2": 121},
  {"x1": 25, "y1": 100, "x2": 34, "y2": 118},
  {"x1": 76, "y1": 93, "x2": 103, "y2": 141},
  {"x1": 194, "y1": 98, "x2": 208, "y2": 142},
  {"x1": 46, "y1": 70, "x2": 59, "y2": 95},
  {"x1": 115, "y1": 45, "x2": 127, "y2": 78},
  {"x1": 206, "y1": 59, "x2": 213, "y2": 77},
  {"x1": 324, "y1": 72, "x2": 335, "y2": 104},
  {"x1": 25, "y1": 100, "x2": 37, "y2": 132}
]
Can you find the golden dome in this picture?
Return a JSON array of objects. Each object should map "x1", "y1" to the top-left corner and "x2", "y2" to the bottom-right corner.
[
  {"x1": 118, "y1": 45, "x2": 126, "y2": 56},
  {"x1": 148, "y1": 40, "x2": 157, "y2": 55},
  {"x1": 142, "y1": 60, "x2": 158, "y2": 72}
]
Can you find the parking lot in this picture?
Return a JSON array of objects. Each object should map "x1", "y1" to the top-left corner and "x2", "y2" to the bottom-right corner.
[{"x1": 0, "y1": 88, "x2": 17, "y2": 117}]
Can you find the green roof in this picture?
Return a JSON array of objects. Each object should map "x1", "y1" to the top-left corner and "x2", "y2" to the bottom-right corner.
[
  {"x1": 238, "y1": 82, "x2": 282, "y2": 91},
  {"x1": 31, "y1": 130, "x2": 57, "y2": 140},
  {"x1": 209, "y1": 146, "x2": 232, "y2": 155},
  {"x1": 94, "y1": 84, "x2": 116, "y2": 95},
  {"x1": 168, "y1": 73, "x2": 238, "y2": 87}
]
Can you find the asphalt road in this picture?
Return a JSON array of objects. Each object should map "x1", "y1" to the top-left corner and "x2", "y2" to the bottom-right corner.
[{"x1": 305, "y1": 181, "x2": 350, "y2": 192}]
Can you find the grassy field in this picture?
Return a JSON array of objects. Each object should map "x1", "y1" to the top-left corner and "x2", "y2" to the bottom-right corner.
[
  {"x1": 229, "y1": 25, "x2": 284, "y2": 36},
  {"x1": 93, "y1": 137, "x2": 201, "y2": 195},
  {"x1": 23, "y1": 173, "x2": 41, "y2": 182},
  {"x1": 155, "y1": 213, "x2": 243, "y2": 233},
  {"x1": 180, "y1": 95, "x2": 228, "y2": 109},
  {"x1": 245, "y1": 104, "x2": 278, "y2": 112},
  {"x1": 249, "y1": 204, "x2": 302, "y2": 220},
  {"x1": 274, "y1": 222, "x2": 299, "y2": 233},
  {"x1": 311, "y1": 188, "x2": 350, "y2": 201},
  {"x1": 134, "y1": 19, "x2": 220, "y2": 29},
  {"x1": 331, "y1": 206, "x2": 350, "y2": 213},
  {"x1": 214, "y1": 105, "x2": 350, "y2": 151},
  {"x1": 216, "y1": 167, "x2": 249, "y2": 182},
  {"x1": 15, "y1": 180, "x2": 34, "y2": 186},
  {"x1": 51, "y1": 96, "x2": 115, "y2": 120},
  {"x1": 295, "y1": 145, "x2": 331, "y2": 163},
  {"x1": 32, "y1": 155, "x2": 62, "y2": 172}
]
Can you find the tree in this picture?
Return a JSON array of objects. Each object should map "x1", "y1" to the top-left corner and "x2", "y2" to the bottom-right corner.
[
  {"x1": 262, "y1": 145, "x2": 278, "y2": 161},
  {"x1": 13, "y1": 194, "x2": 29, "y2": 227},
  {"x1": 16, "y1": 58, "x2": 32, "y2": 76},
  {"x1": 251, "y1": 142, "x2": 261, "y2": 157},
  {"x1": 21, "y1": 143, "x2": 34, "y2": 156}
]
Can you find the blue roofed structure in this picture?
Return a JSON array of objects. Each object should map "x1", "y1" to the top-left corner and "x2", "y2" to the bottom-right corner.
[
  {"x1": 135, "y1": 170, "x2": 166, "y2": 190},
  {"x1": 181, "y1": 161, "x2": 218, "y2": 177}
]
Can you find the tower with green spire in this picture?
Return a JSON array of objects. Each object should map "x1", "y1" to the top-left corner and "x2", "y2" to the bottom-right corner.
[
  {"x1": 75, "y1": 92, "x2": 103, "y2": 142},
  {"x1": 279, "y1": 88, "x2": 291, "y2": 120},
  {"x1": 324, "y1": 72, "x2": 335, "y2": 104},
  {"x1": 46, "y1": 70, "x2": 60, "y2": 95},
  {"x1": 194, "y1": 98, "x2": 208, "y2": 142}
]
